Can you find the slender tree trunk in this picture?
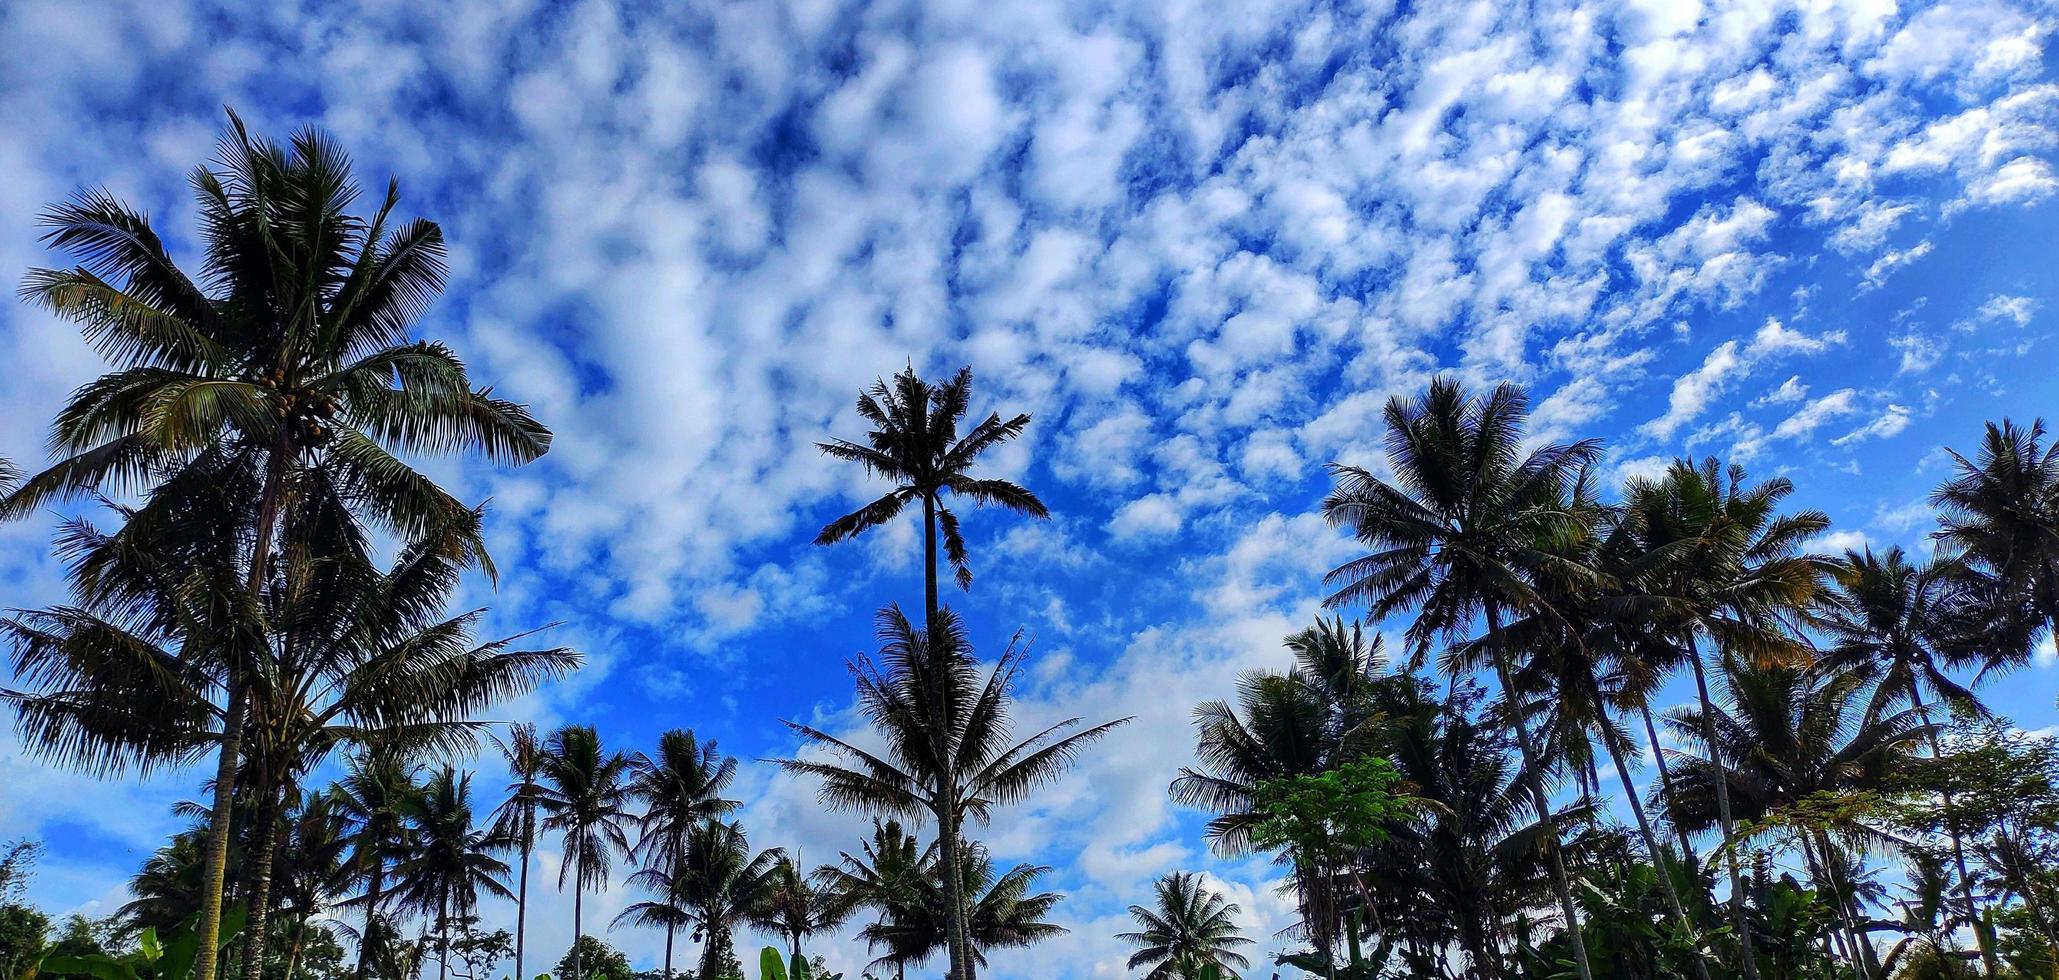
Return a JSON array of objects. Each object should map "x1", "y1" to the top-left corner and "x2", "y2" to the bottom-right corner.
[
  {"x1": 1483, "y1": 604, "x2": 1593, "y2": 980},
  {"x1": 788, "y1": 933, "x2": 800, "y2": 968},
  {"x1": 1686, "y1": 647, "x2": 1759, "y2": 980},
  {"x1": 571, "y1": 865, "x2": 583, "y2": 980},
  {"x1": 358, "y1": 861, "x2": 387, "y2": 980},
  {"x1": 1801, "y1": 833, "x2": 1868, "y2": 980},
  {"x1": 283, "y1": 917, "x2": 308, "y2": 980},
  {"x1": 662, "y1": 921, "x2": 673, "y2": 980},
  {"x1": 1638, "y1": 703, "x2": 1699, "y2": 868},
  {"x1": 1601, "y1": 724, "x2": 1712, "y2": 980},
  {"x1": 438, "y1": 897, "x2": 450, "y2": 980},
  {"x1": 243, "y1": 777, "x2": 285, "y2": 980},
  {"x1": 514, "y1": 831, "x2": 530, "y2": 980},
  {"x1": 1912, "y1": 691, "x2": 2001, "y2": 978},
  {"x1": 921, "y1": 494, "x2": 972, "y2": 980}
]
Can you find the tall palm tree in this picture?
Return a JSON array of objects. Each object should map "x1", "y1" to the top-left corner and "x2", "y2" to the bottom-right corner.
[
  {"x1": 1815, "y1": 546, "x2": 1997, "y2": 975},
  {"x1": 779, "y1": 605, "x2": 1123, "y2": 980},
  {"x1": 332, "y1": 750, "x2": 424, "y2": 980},
  {"x1": 1318, "y1": 377, "x2": 1601, "y2": 980},
  {"x1": 273, "y1": 793, "x2": 353, "y2": 980},
  {"x1": 814, "y1": 365, "x2": 1047, "y2": 980},
  {"x1": 536, "y1": 726, "x2": 633, "y2": 980},
  {"x1": 1931, "y1": 418, "x2": 2059, "y2": 650},
  {"x1": 391, "y1": 767, "x2": 512, "y2": 980},
  {"x1": 1118, "y1": 871, "x2": 1253, "y2": 980},
  {"x1": 673, "y1": 821, "x2": 781, "y2": 980},
  {"x1": 611, "y1": 867, "x2": 692, "y2": 980},
  {"x1": 748, "y1": 856, "x2": 847, "y2": 966},
  {"x1": 621, "y1": 729, "x2": 737, "y2": 980},
  {"x1": 1621, "y1": 457, "x2": 1832, "y2": 979},
  {"x1": 814, "y1": 819, "x2": 930, "y2": 980},
  {"x1": 4, "y1": 112, "x2": 550, "y2": 980},
  {"x1": 861, "y1": 845, "x2": 1065, "y2": 976},
  {"x1": 486, "y1": 724, "x2": 545, "y2": 980}
]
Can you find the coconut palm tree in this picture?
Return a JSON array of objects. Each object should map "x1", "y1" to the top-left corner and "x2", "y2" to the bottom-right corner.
[
  {"x1": 1118, "y1": 871, "x2": 1253, "y2": 980},
  {"x1": 778, "y1": 605, "x2": 1124, "y2": 980},
  {"x1": 814, "y1": 819, "x2": 930, "y2": 980},
  {"x1": 4, "y1": 112, "x2": 551, "y2": 980},
  {"x1": 748, "y1": 856, "x2": 847, "y2": 966},
  {"x1": 813, "y1": 366, "x2": 1048, "y2": 980},
  {"x1": 391, "y1": 767, "x2": 512, "y2": 980},
  {"x1": 1815, "y1": 546, "x2": 1997, "y2": 974},
  {"x1": 273, "y1": 793, "x2": 353, "y2": 980},
  {"x1": 1931, "y1": 418, "x2": 2059, "y2": 651},
  {"x1": 1318, "y1": 377, "x2": 1601, "y2": 980},
  {"x1": 536, "y1": 726, "x2": 634, "y2": 980},
  {"x1": 610, "y1": 867, "x2": 690, "y2": 978},
  {"x1": 673, "y1": 821, "x2": 781, "y2": 980},
  {"x1": 616, "y1": 729, "x2": 737, "y2": 980},
  {"x1": 860, "y1": 845, "x2": 1064, "y2": 977},
  {"x1": 1621, "y1": 457, "x2": 1833, "y2": 979},
  {"x1": 333, "y1": 750, "x2": 424, "y2": 980},
  {"x1": 487, "y1": 724, "x2": 545, "y2": 980}
]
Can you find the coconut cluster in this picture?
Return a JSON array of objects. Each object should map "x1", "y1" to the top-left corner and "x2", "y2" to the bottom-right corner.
[{"x1": 251, "y1": 366, "x2": 342, "y2": 447}]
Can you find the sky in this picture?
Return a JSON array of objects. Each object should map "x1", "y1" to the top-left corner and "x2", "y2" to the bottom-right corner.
[{"x1": 0, "y1": 0, "x2": 2057, "y2": 977}]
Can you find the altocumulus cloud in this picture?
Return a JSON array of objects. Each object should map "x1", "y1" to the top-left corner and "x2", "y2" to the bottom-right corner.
[{"x1": 2, "y1": 0, "x2": 2058, "y2": 977}]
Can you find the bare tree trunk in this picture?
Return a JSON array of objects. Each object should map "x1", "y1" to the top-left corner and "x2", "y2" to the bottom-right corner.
[
  {"x1": 198, "y1": 690, "x2": 248, "y2": 980},
  {"x1": 1601, "y1": 724, "x2": 1712, "y2": 980},
  {"x1": 571, "y1": 865, "x2": 583, "y2": 980},
  {"x1": 1911, "y1": 690, "x2": 2001, "y2": 978},
  {"x1": 1484, "y1": 604, "x2": 1593, "y2": 980},
  {"x1": 243, "y1": 777, "x2": 285, "y2": 980},
  {"x1": 1686, "y1": 647, "x2": 1760, "y2": 980},
  {"x1": 1802, "y1": 833, "x2": 1871, "y2": 980},
  {"x1": 921, "y1": 494, "x2": 972, "y2": 980},
  {"x1": 283, "y1": 917, "x2": 308, "y2": 980},
  {"x1": 1638, "y1": 703, "x2": 1700, "y2": 867},
  {"x1": 514, "y1": 833, "x2": 529, "y2": 980},
  {"x1": 357, "y1": 861, "x2": 388, "y2": 980},
  {"x1": 662, "y1": 921, "x2": 673, "y2": 980}
]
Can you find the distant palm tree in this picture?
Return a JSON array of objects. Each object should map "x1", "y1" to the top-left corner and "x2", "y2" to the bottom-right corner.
[
  {"x1": 1623, "y1": 458, "x2": 1833, "y2": 979},
  {"x1": 623, "y1": 730, "x2": 738, "y2": 980},
  {"x1": 814, "y1": 819, "x2": 930, "y2": 980},
  {"x1": 1118, "y1": 871, "x2": 1253, "y2": 980},
  {"x1": 487, "y1": 724, "x2": 546, "y2": 980},
  {"x1": 814, "y1": 365, "x2": 1048, "y2": 980},
  {"x1": 749, "y1": 856, "x2": 848, "y2": 966},
  {"x1": 610, "y1": 866, "x2": 691, "y2": 980},
  {"x1": 333, "y1": 750, "x2": 424, "y2": 980},
  {"x1": 274, "y1": 793, "x2": 353, "y2": 980},
  {"x1": 119, "y1": 829, "x2": 210, "y2": 935},
  {"x1": 4, "y1": 113, "x2": 550, "y2": 980},
  {"x1": 779, "y1": 606, "x2": 1124, "y2": 980},
  {"x1": 1319, "y1": 378, "x2": 1601, "y2": 980},
  {"x1": 1931, "y1": 418, "x2": 2059, "y2": 649},
  {"x1": 537, "y1": 726, "x2": 634, "y2": 980},
  {"x1": 864, "y1": 845, "x2": 1065, "y2": 976},
  {"x1": 392, "y1": 767, "x2": 512, "y2": 980},
  {"x1": 674, "y1": 821, "x2": 781, "y2": 980},
  {"x1": 1815, "y1": 546, "x2": 1996, "y2": 974}
]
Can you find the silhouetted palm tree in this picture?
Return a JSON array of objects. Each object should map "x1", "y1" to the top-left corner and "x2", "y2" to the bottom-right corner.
[
  {"x1": 619, "y1": 729, "x2": 737, "y2": 980},
  {"x1": 674, "y1": 821, "x2": 781, "y2": 980},
  {"x1": 779, "y1": 606, "x2": 1124, "y2": 980},
  {"x1": 814, "y1": 819, "x2": 930, "y2": 980},
  {"x1": 748, "y1": 855, "x2": 848, "y2": 966},
  {"x1": 392, "y1": 767, "x2": 512, "y2": 980},
  {"x1": 274, "y1": 793, "x2": 352, "y2": 980},
  {"x1": 333, "y1": 750, "x2": 423, "y2": 980},
  {"x1": 487, "y1": 724, "x2": 545, "y2": 980},
  {"x1": 863, "y1": 845, "x2": 1065, "y2": 976},
  {"x1": 537, "y1": 726, "x2": 633, "y2": 980},
  {"x1": 1931, "y1": 418, "x2": 2059, "y2": 650},
  {"x1": 5, "y1": 113, "x2": 550, "y2": 980},
  {"x1": 1319, "y1": 378, "x2": 1601, "y2": 980},
  {"x1": 1118, "y1": 871, "x2": 1253, "y2": 980}
]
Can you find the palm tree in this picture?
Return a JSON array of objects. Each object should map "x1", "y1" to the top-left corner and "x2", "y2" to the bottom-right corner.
[
  {"x1": 392, "y1": 767, "x2": 512, "y2": 980},
  {"x1": 536, "y1": 726, "x2": 633, "y2": 980},
  {"x1": 814, "y1": 819, "x2": 930, "y2": 980},
  {"x1": 1318, "y1": 377, "x2": 1601, "y2": 980},
  {"x1": 610, "y1": 868, "x2": 692, "y2": 980},
  {"x1": 487, "y1": 724, "x2": 545, "y2": 980},
  {"x1": 1815, "y1": 546, "x2": 1997, "y2": 974},
  {"x1": 274, "y1": 793, "x2": 353, "y2": 980},
  {"x1": 673, "y1": 821, "x2": 781, "y2": 980},
  {"x1": 1931, "y1": 418, "x2": 2059, "y2": 650},
  {"x1": 4, "y1": 112, "x2": 551, "y2": 980},
  {"x1": 748, "y1": 856, "x2": 847, "y2": 966},
  {"x1": 778, "y1": 605, "x2": 1124, "y2": 980},
  {"x1": 1118, "y1": 871, "x2": 1253, "y2": 980},
  {"x1": 620, "y1": 729, "x2": 737, "y2": 980},
  {"x1": 814, "y1": 365, "x2": 1047, "y2": 980},
  {"x1": 119, "y1": 829, "x2": 211, "y2": 935},
  {"x1": 861, "y1": 845, "x2": 1065, "y2": 976},
  {"x1": 332, "y1": 750, "x2": 424, "y2": 980},
  {"x1": 1621, "y1": 457, "x2": 1832, "y2": 979}
]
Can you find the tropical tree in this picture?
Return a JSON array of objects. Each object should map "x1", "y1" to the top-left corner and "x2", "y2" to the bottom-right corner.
[
  {"x1": 536, "y1": 726, "x2": 633, "y2": 980},
  {"x1": 1931, "y1": 418, "x2": 2059, "y2": 651},
  {"x1": 1620, "y1": 457, "x2": 1833, "y2": 979},
  {"x1": 486, "y1": 724, "x2": 545, "y2": 980},
  {"x1": 332, "y1": 750, "x2": 423, "y2": 980},
  {"x1": 813, "y1": 365, "x2": 1047, "y2": 980},
  {"x1": 673, "y1": 821, "x2": 781, "y2": 980},
  {"x1": 778, "y1": 606, "x2": 1124, "y2": 980},
  {"x1": 3, "y1": 111, "x2": 551, "y2": 980},
  {"x1": 1117, "y1": 871, "x2": 1253, "y2": 980},
  {"x1": 814, "y1": 820, "x2": 929, "y2": 980},
  {"x1": 748, "y1": 857, "x2": 847, "y2": 967},
  {"x1": 614, "y1": 729, "x2": 739, "y2": 980},
  {"x1": 610, "y1": 867, "x2": 691, "y2": 980},
  {"x1": 273, "y1": 793, "x2": 353, "y2": 980},
  {"x1": 859, "y1": 845, "x2": 1064, "y2": 976},
  {"x1": 391, "y1": 767, "x2": 512, "y2": 980},
  {"x1": 1318, "y1": 377, "x2": 1601, "y2": 980}
]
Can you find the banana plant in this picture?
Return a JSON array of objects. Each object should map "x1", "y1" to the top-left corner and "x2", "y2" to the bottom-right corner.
[
  {"x1": 38, "y1": 907, "x2": 246, "y2": 980},
  {"x1": 756, "y1": 947, "x2": 841, "y2": 980}
]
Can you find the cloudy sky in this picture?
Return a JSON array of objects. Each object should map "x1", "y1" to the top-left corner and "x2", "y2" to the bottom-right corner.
[{"x1": 1, "y1": 0, "x2": 2057, "y2": 977}]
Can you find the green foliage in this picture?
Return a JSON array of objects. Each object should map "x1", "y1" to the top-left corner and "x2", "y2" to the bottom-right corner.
[
  {"x1": 1, "y1": 905, "x2": 51, "y2": 980},
  {"x1": 1249, "y1": 757, "x2": 1410, "y2": 863},
  {"x1": 550, "y1": 939, "x2": 629, "y2": 980},
  {"x1": 37, "y1": 907, "x2": 245, "y2": 980}
]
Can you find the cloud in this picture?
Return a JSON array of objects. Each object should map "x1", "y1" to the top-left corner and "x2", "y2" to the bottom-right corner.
[{"x1": 1641, "y1": 319, "x2": 1845, "y2": 441}]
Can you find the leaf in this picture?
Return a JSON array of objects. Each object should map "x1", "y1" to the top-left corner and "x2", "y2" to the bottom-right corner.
[
  {"x1": 35, "y1": 955, "x2": 140, "y2": 980},
  {"x1": 757, "y1": 948, "x2": 787, "y2": 980}
]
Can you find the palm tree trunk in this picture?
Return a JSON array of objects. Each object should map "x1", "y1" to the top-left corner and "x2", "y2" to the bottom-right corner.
[
  {"x1": 1600, "y1": 725, "x2": 1711, "y2": 980},
  {"x1": 1483, "y1": 604, "x2": 1593, "y2": 980},
  {"x1": 283, "y1": 917, "x2": 308, "y2": 980},
  {"x1": 1637, "y1": 703, "x2": 1699, "y2": 867},
  {"x1": 1911, "y1": 691, "x2": 2000, "y2": 977},
  {"x1": 1685, "y1": 647, "x2": 1759, "y2": 980},
  {"x1": 438, "y1": 897, "x2": 450, "y2": 980},
  {"x1": 662, "y1": 921, "x2": 673, "y2": 980},
  {"x1": 358, "y1": 861, "x2": 387, "y2": 980},
  {"x1": 243, "y1": 776, "x2": 286, "y2": 980},
  {"x1": 788, "y1": 934, "x2": 800, "y2": 968},
  {"x1": 1799, "y1": 833, "x2": 1865, "y2": 979},
  {"x1": 921, "y1": 494, "x2": 972, "y2": 980},
  {"x1": 935, "y1": 812, "x2": 973, "y2": 980},
  {"x1": 514, "y1": 832, "x2": 530, "y2": 980},
  {"x1": 571, "y1": 867, "x2": 583, "y2": 980}
]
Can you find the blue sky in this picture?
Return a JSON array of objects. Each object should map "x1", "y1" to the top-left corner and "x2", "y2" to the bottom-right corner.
[{"x1": 1, "y1": 0, "x2": 2058, "y2": 977}]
